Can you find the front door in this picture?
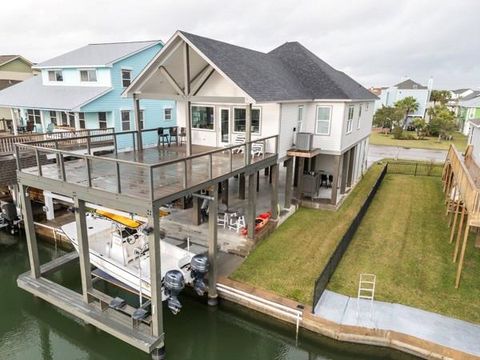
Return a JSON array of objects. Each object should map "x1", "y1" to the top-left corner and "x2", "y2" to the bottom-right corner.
[{"x1": 220, "y1": 108, "x2": 230, "y2": 144}]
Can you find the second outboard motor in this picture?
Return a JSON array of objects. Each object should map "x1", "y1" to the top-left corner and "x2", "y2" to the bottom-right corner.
[
  {"x1": 164, "y1": 270, "x2": 185, "y2": 315},
  {"x1": 190, "y1": 254, "x2": 209, "y2": 296}
]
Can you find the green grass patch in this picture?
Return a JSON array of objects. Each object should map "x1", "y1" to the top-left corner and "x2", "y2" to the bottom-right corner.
[
  {"x1": 370, "y1": 131, "x2": 467, "y2": 151},
  {"x1": 328, "y1": 174, "x2": 480, "y2": 323},
  {"x1": 231, "y1": 163, "x2": 385, "y2": 304}
]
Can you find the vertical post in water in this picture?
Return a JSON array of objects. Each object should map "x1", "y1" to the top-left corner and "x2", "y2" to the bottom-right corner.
[
  {"x1": 74, "y1": 197, "x2": 93, "y2": 303},
  {"x1": 208, "y1": 185, "x2": 219, "y2": 306},
  {"x1": 148, "y1": 203, "x2": 165, "y2": 359},
  {"x1": 19, "y1": 184, "x2": 40, "y2": 278}
]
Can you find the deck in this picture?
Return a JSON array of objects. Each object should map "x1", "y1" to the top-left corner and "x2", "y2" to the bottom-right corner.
[{"x1": 16, "y1": 132, "x2": 278, "y2": 210}]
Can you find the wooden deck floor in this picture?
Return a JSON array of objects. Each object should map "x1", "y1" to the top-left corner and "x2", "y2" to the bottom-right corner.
[{"x1": 23, "y1": 145, "x2": 275, "y2": 201}]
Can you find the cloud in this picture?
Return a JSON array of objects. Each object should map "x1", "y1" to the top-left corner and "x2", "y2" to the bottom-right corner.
[{"x1": 0, "y1": 0, "x2": 478, "y2": 89}]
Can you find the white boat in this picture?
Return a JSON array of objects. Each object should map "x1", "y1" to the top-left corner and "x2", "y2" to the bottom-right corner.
[{"x1": 61, "y1": 212, "x2": 209, "y2": 314}]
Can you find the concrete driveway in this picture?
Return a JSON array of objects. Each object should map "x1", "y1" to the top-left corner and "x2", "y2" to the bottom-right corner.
[{"x1": 368, "y1": 144, "x2": 447, "y2": 166}]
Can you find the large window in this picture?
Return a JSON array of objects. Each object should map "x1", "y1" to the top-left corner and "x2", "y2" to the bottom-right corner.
[
  {"x1": 79, "y1": 112, "x2": 85, "y2": 129},
  {"x1": 98, "y1": 112, "x2": 107, "y2": 129},
  {"x1": 121, "y1": 110, "x2": 131, "y2": 131},
  {"x1": 139, "y1": 110, "x2": 144, "y2": 130},
  {"x1": 48, "y1": 70, "x2": 63, "y2": 82},
  {"x1": 80, "y1": 69, "x2": 97, "y2": 82},
  {"x1": 49, "y1": 111, "x2": 57, "y2": 125},
  {"x1": 233, "y1": 108, "x2": 260, "y2": 134},
  {"x1": 315, "y1": 106, "x2": 331, "y2": 135},
  {"x1": 27, "y1": 109, "x2": 41, "y2": 125},
  {"x1": 357, "y1": 104, "x2": 362, "y2": 129},
  {"x1": 68, "y1": 113, "x2": 75, "y2": 128},
  {"x1": 191, "y1": 106, "x2": 214, "y2": 130},
  {"x1": 297, "y1": 105, "x2": 304, "y2": 132},
  {"x1": 164, "y1": 108, "x2": 172, "y2": 121},
  {"x1": 346, "y1": 106, "x2": 354, "y2": 134},
  {"x1": 121, "y1": 69, "x2": 132, "y2": 88},
  {"x1": 61, "y1": 112, "x2": 68, "y2": 126}
]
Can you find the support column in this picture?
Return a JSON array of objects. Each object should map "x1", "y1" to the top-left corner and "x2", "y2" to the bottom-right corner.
[
  {"x1": 295, "y1": 157, "x2": 305, "y2": 200},
  {"x1": 148, "y1": 204, "x2": 164, "y2": 338},
  {"x1": 239, "y1": 173, "x2": 246, "y2": 200},
  {"x1": 449, "y1": 200, "x2": 461, "y2": 243},
  {"x1": 256, "y1": 171, "x2": 260, "y2": 192},
  {"x1": 245, "y1": 104, "x2": 252, "y2": 165},
  {"x1": 183, "y1": 43, "x2": 192, "y2": 157},
  {"x1": 455, "y1": 224, "x2": 470, "y2": 288},
  {"x1": 44, "y1": 191, "x2": 55, "y2": 221},
  {"x1": 74, "y1": 197, "x2": 93, "y2": 303},
  {"x1": 453, "y1": 208, "x2": 467, "y2": 262},
  {"x1": 247, "y1": 172, "x2": 257, "y2": 240},
  {"x1": 10, "y1": 108, "x2": 18, "y2": 135},
  {"x1": 284, "y1": 158, "x2": 293, "y2": 209},
  {"x1": 347, "y1": 147, "x2": 355, "y2": 187},
  {"x1": 221, "y1": 180, "x2": 229, "y2": 207},
  {"x1": 19, "y1": 184, "x2": 40, "y2": 278},
  {"x1": 192, "y1": 192, "x2": 201, "y2": 225},
  {"x1": 331, "y1": 155, "x2": 342, "y2": 205},
  {"x1": 271, "y1": 163, "x2": 279, "y2": 220},
  {"x1": 133, "y1": 95, "x2": 143, "y2": 151},
  {"x1": 340, "y1": 153, "x2": 348, "y2": 194},
  {"x1": 208, "y1": 186, "x2": 219, "y2": 306},
  {"x1": 74, "y1": 112, "x2": 80, "y2": 131}
]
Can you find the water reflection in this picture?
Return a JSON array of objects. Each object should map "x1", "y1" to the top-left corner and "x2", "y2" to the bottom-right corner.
[{"x1": 0, "y1": 235, "x2": 417, "y2": 360}]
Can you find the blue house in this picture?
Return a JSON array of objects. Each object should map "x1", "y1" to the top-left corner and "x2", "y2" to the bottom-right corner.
[{"x1": 0, "y1": 40, "x2": 175, "y2": 147}]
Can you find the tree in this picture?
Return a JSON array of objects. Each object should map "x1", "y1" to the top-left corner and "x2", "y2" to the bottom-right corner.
[
  {"x1": 373, "y1": 106, "x2": 403, "y2": 130},
  {"x1": 412, "y1": 118, "x2": 427, "y2": 139},
  {"x1": 430, "y1": 90, "x2": 451, "y2": 106},
  {"x1": 394, "y1": 97, "x2": 419, "y2": 128},
  {"x1": 427, "y1": 105, "x2": 456, "y2": 140}
]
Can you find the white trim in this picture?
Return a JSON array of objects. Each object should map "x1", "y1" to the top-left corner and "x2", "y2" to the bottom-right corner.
[
  {"x1": 191, "y1": 104, "x2": 215, "y2": 131},
  {"x1": 232, "y1": 106, "x2": 262, "y2": 136},
  {"x1": 79, "y1": 68, "x2": 98, "y2": 82},
  {"x1": 218, "y1": 107, "x2": 231, "y2": 144}
]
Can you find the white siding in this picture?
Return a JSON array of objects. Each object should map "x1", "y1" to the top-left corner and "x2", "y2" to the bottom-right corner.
[
  {"x1": 41, "y1": 68, "x2": 111, "y2": 87},
  {"x1": 341, "y1": 101, "x2": 374, "y2": 151},
  {"x1": 470, "y1": 126, "x2": 480, "y2": 165}
]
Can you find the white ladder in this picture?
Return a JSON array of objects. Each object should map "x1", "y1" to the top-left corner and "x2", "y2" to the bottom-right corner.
[{"x1": 356, "y1": 273, "x2": 376, "y2": 322}]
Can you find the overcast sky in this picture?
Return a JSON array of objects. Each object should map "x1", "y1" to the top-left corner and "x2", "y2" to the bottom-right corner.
[{"x1": 1, "y1": 0, "x2": 479, "y2": 90}]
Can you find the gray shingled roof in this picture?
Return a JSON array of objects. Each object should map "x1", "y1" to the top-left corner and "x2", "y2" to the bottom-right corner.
[
  {"x1": 180, "y1": 31, "x2": 376, "y2": 102},
  {"x1": 35, "y1": 40, "x2": 161, "y2": 68},
  {"x1": 460, "y1": 91, "x2": 480, "y2": 104},
  {"x1": 394, "y1": 79, "x2": 427, "y2": 90},
  {"x1": 0, "y1": 75, "x2": 111, "y2": 110}
]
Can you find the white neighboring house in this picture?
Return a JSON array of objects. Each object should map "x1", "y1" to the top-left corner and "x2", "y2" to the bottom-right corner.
[
  {"x1": 374, "y1": 78, "x2": 433, "y2": 121},
  {"x1": 124, "y1": 30, "x2": 377, "y2": 206},
  {"x1": 467, "y1": 119, "x2": 480, "y2": 165}
]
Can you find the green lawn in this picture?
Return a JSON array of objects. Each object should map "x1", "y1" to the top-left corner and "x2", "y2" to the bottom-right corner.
[
  {"x1": 231, "y1": 163, "x2": 385, "y2": 304},
  {"x1": 329, "y1": 174, "x2": 480, "y2": 323},
  {"x1": 370, "y1": 131, "x2": 467, "y2": 151}
]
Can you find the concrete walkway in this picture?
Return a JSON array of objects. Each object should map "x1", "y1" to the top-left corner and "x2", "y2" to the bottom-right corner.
[
  {"x1": 314, "y1": 290, "x2": 480, "y2": 357},
  {"x1": 368, "y1": 144, "x2": 447, "y2": 167}
]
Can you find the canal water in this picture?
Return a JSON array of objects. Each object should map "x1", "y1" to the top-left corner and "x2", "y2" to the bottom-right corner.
[{"x1": 0, "y1": 233, "x2": 417, "y2": 360}]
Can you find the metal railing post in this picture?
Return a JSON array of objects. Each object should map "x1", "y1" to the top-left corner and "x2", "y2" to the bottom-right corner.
[
  {"x1": 149, "y1": 166, "x2": 154, "y2": 200},
  {"x1": 115, "y1": 162, "x2": 121, "y2": 193},
  {"x1": 208, "y1": 153, "x2": 213, "y2": 179},
  {"x1": 229, "y1": 148, "x2": 233, "y2": 172},
  {"x1": 35, "y1": 148, "x2": 42, "y2": 176},
  {"x1": 86, "y1": 157, "x2": 92, "y2": 187},
  {"x1": 86, "y1": 133, "x2": 91, "y2": 155},
  {"x1": 132, "y1": 132, "x2": 136, "y2": 151},
  {"x1": 183, "y1": 160, "x2": 188, "y2": 189},
  {"x1": 59, "y1": 153, "x2": 66, "y2": 181},
  {"x1": 113, "y1": 133, "x2": 118, "y2": 155}
]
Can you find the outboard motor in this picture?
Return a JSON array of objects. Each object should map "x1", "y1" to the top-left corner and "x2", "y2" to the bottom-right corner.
[
  {"x1": 190, "y1": 254, "x2": 209, "y2": 296},
  {"x1": 164, "y1": 270, "x2": 185, "y2": 315}
]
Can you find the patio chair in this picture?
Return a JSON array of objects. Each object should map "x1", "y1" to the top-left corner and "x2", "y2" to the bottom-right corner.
[
  {"x1": 228, "y1": 215, "x2": 245, "y2": 233},
  {"x1": 231, "y1": 134, "x2": 246, "y2": 154},
  {"x1": 169, "y1": 126, "x2": 179, "y2": 146},
  {"x1": 157, "y1": 127, "x2": 170, "y2": 147},
  {"x1": 179, "y1": 127, "x2": 186, "y2": 145},
  {"x1": 217, "y1": 213, "x2": 228, "y2": 229},
  {"x1": 251, "y1": 142, "x2": 264, "y2": 158}
]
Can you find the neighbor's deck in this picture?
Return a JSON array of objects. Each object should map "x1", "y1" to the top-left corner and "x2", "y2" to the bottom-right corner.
[{"x1": 20, "y1": 144, "x2": 276, "y2": 204}]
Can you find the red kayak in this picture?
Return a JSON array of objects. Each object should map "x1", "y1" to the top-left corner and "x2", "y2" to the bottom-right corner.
[{"x1": 241, "y1": 212, "x2": 272, "y2": 236}]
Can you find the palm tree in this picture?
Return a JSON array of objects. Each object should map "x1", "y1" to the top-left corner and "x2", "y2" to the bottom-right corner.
[
  {"x1": 394, "y1": 97, "x2": 419, "y2": 128},
  {"x1": 430, "y1": 90, "x2": 451, "y2": 106}
]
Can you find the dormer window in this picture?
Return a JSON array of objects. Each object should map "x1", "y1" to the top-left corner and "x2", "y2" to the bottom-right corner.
[
  {"x1": 122, "y1": 69, "x2": 132, "y2": 88},
  {"x1": 48, "y1": 70, "x2": 63, "y2": 82},
  {"x1": 80, "y1": 69, "x2": 97, "y2": 82}
]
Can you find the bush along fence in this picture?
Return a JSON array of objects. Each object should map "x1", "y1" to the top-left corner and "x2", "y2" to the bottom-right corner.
[
  {"x1": 385, "y1": 161, "x2": 443, "y2": 177},
  {"x1": 312, "y1": 164, "x2": 388, "y2": 309}
]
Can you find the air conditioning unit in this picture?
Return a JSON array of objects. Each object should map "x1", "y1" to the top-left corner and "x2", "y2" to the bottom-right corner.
[{"x1": 296, "y1": 132, "x2": 313, "y2": 151}]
